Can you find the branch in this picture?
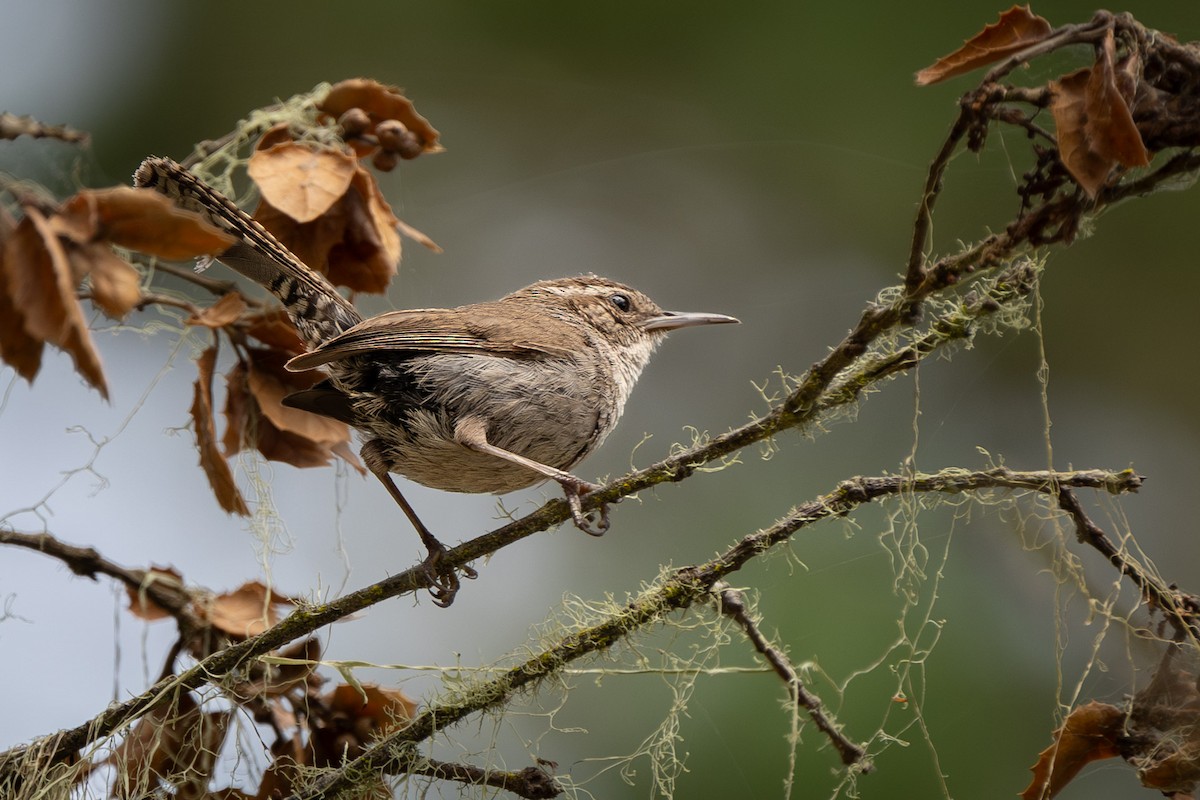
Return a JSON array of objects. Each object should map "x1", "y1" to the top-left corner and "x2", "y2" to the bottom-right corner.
[
  {"x1": 0, "y1": 529, "x2": 194, "y2": 624},
  {"x1": 713, "y1": 581, "x2": 867, "y2": 768},
  {"x1": 1056, "y1": 488, "x2": 1200, "y2": 642},
  {"x1": 290, "y1": 467, "x2": 1144, "y2": 798}
]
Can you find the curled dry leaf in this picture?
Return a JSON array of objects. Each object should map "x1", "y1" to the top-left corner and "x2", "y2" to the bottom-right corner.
[
  {"x1": 200, "y1": 580, "x2": 298, "y2": 639},
  {"x1": 916, "y1": 5, "x2": 1053, "y2": 86},
  {"x1": 187, "y1": 292, "x2": 248, "y2": 329},
  {"x1": 246, "y1": 349, "x2": 348, "y2": 446},
  {"x1": 0, "y1": 206, "x2": 44, "y2": 381},
  {"x1": 9, "y1": 207, "x2": 108, "y2": 398},
  {"x1": 1050, "y1": 68, "x2": 1112, "y2": 197},
  {"x1": 223, "y1": 347, "x2": 361, "y2": 471},
  {"x1": 1021, "y1": 700, "x2": 1124, "y2": 800},
  {"x1": 319, "y1": 78, "x2": 443, "y2": 154},
  {"x1": 231, "y1": 637, "x2": 324, "y2": 701},
  {"x1": 1050, "y1": 30, "x2": 1150, "y2": 199},
  {"x1": 309, "y1": 683, "x2": 420, "y2": 767},
  {"x1": 61, "y1": 186, "x2": 236, "y2": 261},
  {"x1": 253, "y1": 165, "x2": 413, "y2": 294},
  {"x1": 85, "y1": 246, "x2": 142, "y2": 319},
  {"x1": 192, "y1": 346, "x2": 250, "y2": 516},
  {"x1": 125, "y1": 565, "x2": 186, "y2": 621},
  {"x1": 1085, "y1": 28, "x2": 1150, "y2": 169},
  {"x1": 243, "y1": 307, "x2": 306, "y2": 353},
  {"x1": 248, "y1": 141, "x2": 358, "y2": 224},
  {"x1": 105, "y1": 691, "x2": 232, "y2": 796},
  {"x1": 224, "y1": 359, "x2": 327, "y2": 469}
]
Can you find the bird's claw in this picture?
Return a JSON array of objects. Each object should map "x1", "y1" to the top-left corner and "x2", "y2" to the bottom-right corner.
[
  {"x1": 563, "y1": 480, "x2": 610, "y2": 536},
  {"x1": 419, "y1": 544, "x2": 477, "y2": 608}
]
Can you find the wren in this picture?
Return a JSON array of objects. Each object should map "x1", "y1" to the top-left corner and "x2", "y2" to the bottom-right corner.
[{"x1": 135, "y1": 157, "x2": 738, "y2": 606}]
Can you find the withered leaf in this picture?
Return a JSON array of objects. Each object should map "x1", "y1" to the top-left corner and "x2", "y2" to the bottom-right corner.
[
  {"x1": 243, "y1": 307, "x2": 305, "y2": 353},
  {"x1": 916, "y1": 5, "x2": 1054, "y2": 86},
  {"x1": 187, "y1": 292, "x2": 248, "y2": 329},
  {"x1": 200, "y1": 580, "x2": 298, "y2": 639},
  {"x1": 223, "y1": 358, "x2": 333, "y2": 469},
  {"x1": 328, "y1": 683, "x2": 419, "y2": 736},
  {"x1": 320, "y1": 78, "x2": 443, "y2": 154},
  {"x1": 125, "y1": 565, "x2": 186, "y2": 621},
  {"x1": 253, "y1": 165, "x2": 408, "y2": 295},
  {"x1": 246, "y1": 349, "x2": 349, "y2": 445},
  {"x1": 192, "y1": 346, "x2": 250, "y2": 516},
  {"x1": 105, "y1": 692, "x2": 231, "y2": 797},
  {"x1": 13, "y1": 208, "x2": 108, "y2": 398},
  {"x1": 248, "y1": 141, "x2": 358, "y2": 224},
  {"x1": 231, "y1": 637, "x2": 323, "y2": 701},
  {"x1": 85, "y1": 244, "x2": 143, "y2": 319},
  {"x1": 61, "y1": 187, "x2": 236, "y2": 260},
  {"x1": 1086, "y1": 28, "x2": 1149, "y2": 169},
  {"x1": 323, "y1": 168, "x2": 403, "y2": 293},
  {"x1": 0, "y1": 206, "x2": 44, "y2": 381},
  {"x1": 1051, "y1": 68, "x2": 1112, "y2": 198},
  {"x1": 1021, "y1": 700, "x2": 1124, "y2": 800}
]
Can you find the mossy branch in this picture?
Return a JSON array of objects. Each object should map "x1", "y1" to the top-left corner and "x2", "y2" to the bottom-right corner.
[{"x1": 293, "y1": 466, "x2": 1146, "y2": 798}]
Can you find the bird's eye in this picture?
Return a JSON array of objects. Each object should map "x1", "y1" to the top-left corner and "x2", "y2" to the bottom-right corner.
[{"x1": 609, "y1": 293, "x2": 632, "y2": 312}]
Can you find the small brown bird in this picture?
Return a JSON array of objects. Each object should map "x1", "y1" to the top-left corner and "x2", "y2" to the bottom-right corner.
[{"x1": 135, "y1": 157, "x2": 738, "y2": 605}]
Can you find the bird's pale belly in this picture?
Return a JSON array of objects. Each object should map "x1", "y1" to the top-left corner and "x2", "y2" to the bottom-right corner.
[{"x1": 350, "y1": 352, "x2": 617, "y2": 494}]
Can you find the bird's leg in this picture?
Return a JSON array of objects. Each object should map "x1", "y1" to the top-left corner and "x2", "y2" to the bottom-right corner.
[
  {"x1": 362, "y1": 441, "x2": 477, "y2": 607},
  {"x1": 454, "y1": 417, "x2": 610, "y2": 535}
]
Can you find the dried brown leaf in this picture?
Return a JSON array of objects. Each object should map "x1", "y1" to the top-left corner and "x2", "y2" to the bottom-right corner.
[
  {"x1": 85, "y1": 244, "x2": 143, "y2": 319},
  {"x1": 231, "y1": 637, "x2": 323, "y2": 700},
  {"x1": 223, "y1": 350, "x2": 356, "y2": 471},
  {"x1": 243, "y1": 307, "x2": 305, "y2": 353},
  {"x1": 1086, "y1": 28, "x2": 1150, "y2": 169},
  {"x1": 13, "y1": 208, "x2": 108, "y2": 398},
  {"x1": 105, "y1": 692, "x2": 230, "y2": 797},
  {"x1": 248, "y1": 141, "x2": 358, "y2": 224},
  {"x1": 62, "y1": 187, "x2": 236, "y2": 260},
  {"x1": 192, "y1": 346, "x2": 250, "y2": 516},
  {"x1": 201, "y1": 581, "x2": 297, "y2": 639},
  {"x1": 0, "y1": 206, "x2": 44, "y2": 381},
  {"x1": 253, "y1": 166, "x2": 409, "y2": 294},
  {"x1": 246, "y1": 347, "x2": 348, "y2": 445},
  {"x1": 1021, "y1": 701, "x2": 1124, "y2": 800},
  {"x1": 187, "y1": 292, "x2": 248, "y2": 329},
  {"x1": 222, "y1": 360, "x2": 252, "y2": 457},
  {"x1": 125, "y1": 565, "x2": 186, "y2": 621},
  {"x1": 327, "y1": 683, "x2": 419, "y2": 736},
  {"x1": 916, "y1": 5, "x2": 1054, "y2": 86},
  {"x1": 320, "y1": 78, "x2": 443, "y2": 153},
  {"x1": 1050, "y1": 68, "x2": 1113, "y2": 197},
  {"x1": 323, "y1": 168, "x2": 401, "y2": 293}
]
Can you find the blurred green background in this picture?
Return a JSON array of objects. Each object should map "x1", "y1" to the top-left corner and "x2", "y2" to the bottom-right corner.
[{"x1": 3, "y1": 1, "x2": 1198, "y2": 797}]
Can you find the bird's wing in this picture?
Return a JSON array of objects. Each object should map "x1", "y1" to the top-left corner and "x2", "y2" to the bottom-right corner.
[{"x1": 285, "y1": 305, "x2": 582, "y2": 372}]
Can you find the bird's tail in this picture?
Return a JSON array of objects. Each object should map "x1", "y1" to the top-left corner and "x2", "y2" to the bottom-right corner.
[{"x1": 134, "y1": 157, "x2": 362, "y2": 347}]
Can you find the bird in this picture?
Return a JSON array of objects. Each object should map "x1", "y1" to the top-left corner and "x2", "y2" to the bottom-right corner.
[{"x1": 135, "y1": 156, "x2": 738, "y2": 605}]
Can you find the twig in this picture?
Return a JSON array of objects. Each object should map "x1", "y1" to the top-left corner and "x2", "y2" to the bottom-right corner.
[
  {"x1": 287, "y1": 467, "x2": 1143, "y2": 799},
  {"x1": 149, "y1": 261, "x2": 243, "y2": 298},
  {"x1": 407, "y1": 759, "x2": 561, "y2": 799},
  {"x1": 1055, "y1": 488, "x2": 1200, "y2": 642},
  {"x1": 712, "y1": 581, "x2": 867, "y2": 768},
  {"x1": 0, "y1": 529, "x2": 194, "y2": 624}
]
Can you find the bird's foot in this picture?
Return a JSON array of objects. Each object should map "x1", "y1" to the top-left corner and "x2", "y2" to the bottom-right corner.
[
  {"x1": 418, "y1": 542, "x2": 478, "y2": 608},
  {"x1": 560, "y1": 478, "x2": 610, "y2": 536}
]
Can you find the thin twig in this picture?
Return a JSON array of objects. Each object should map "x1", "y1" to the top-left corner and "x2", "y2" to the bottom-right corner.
[
  {"x1": 1055, "y1": 487, "x2": 1200, "y2": 642},
  {"x1": 408, "y1": 759, "x2": 561, "y2": 799},
  {"x1": 290, "y1": 467, "x2": 1145, "y2": 799},
  {"x1": 713, "y1": 581, "x2": 867, "y2": 768},
  {"x1": 0, "y1": 530, "x2": 194, "y2": 623}
]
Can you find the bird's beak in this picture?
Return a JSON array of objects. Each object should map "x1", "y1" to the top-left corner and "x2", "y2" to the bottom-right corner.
[{"x1": 641, "y1": 311, "x2": 740, "y2": 332}]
